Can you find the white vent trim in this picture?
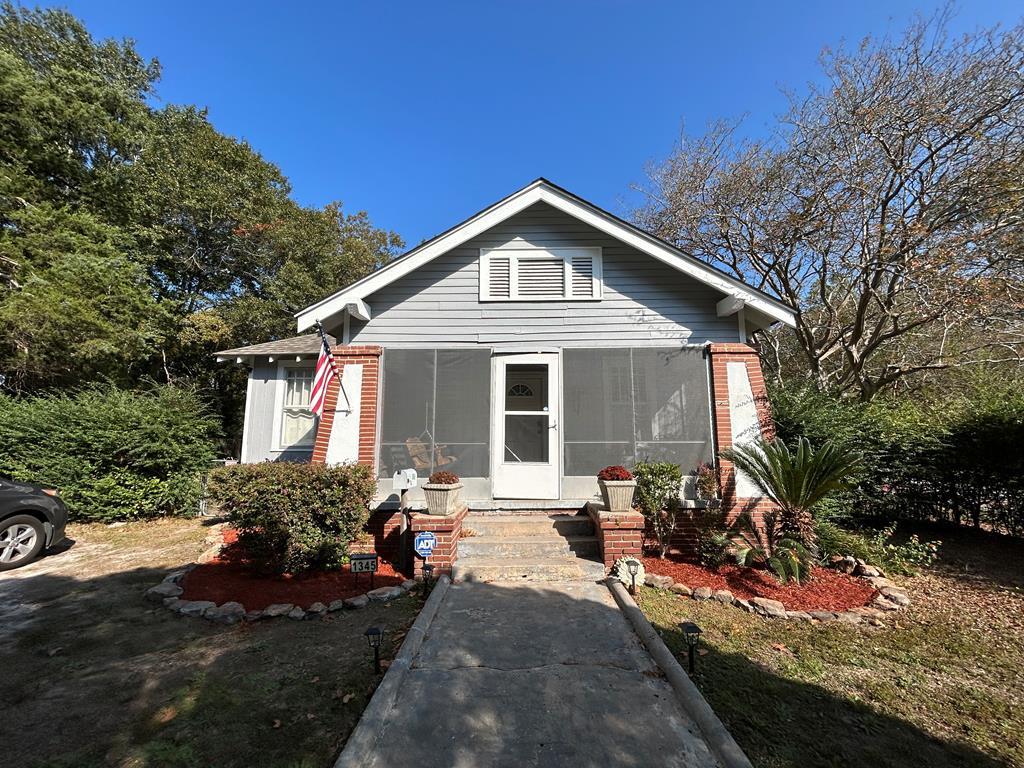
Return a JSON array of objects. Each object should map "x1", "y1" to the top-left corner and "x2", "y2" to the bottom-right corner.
[{"x1": 479, "y1": 247, "x2": 603, "y2": 301}]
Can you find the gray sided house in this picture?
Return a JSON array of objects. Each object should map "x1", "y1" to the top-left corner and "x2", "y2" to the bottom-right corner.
[{"x1": 219, "y1": 179, "x2": 795, "y2": 510}]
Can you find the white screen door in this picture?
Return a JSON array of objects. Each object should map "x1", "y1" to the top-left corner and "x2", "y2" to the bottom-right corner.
[{"x1": 491, "y1": 353, "x2": 560, "y2": 499}]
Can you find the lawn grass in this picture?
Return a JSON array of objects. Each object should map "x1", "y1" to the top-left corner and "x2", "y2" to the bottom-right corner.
[
  {"x1": 0, "y1": 519, "x2": 420, "y2": 768},
  {"x1": 638, "y1": 523, "x2": 1024, "y2": 768}
]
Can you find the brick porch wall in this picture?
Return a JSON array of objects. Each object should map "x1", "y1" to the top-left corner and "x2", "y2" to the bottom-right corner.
[
  {"x1": 310, "y1": 345, "x2": 382, "y2": 468},
  {"x1": 409, "y1": 507, "x2": 468, "y2": 578},
  {"x1": 654, "y1": 343, "x2": 781, "y2": 556}
]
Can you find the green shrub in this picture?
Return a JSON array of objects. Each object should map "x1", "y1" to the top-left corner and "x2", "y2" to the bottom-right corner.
[
  {"x1": 815, "y1": 519, "x2": 942, "y2": 575},
  {"x1": 633, "y1": 461, "x2": 683, "y2": 558},
  {"x1": 732, "y1": 511, "x2": 813, "y2": 584},
  {"x1": 206, "y1": 462, "x2": 376, "y2": 574},
  {"x1": 0, "y1": 384, "x2": 219, "y2": 522}
]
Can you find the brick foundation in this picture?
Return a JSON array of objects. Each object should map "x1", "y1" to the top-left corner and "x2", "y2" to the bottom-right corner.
[
  {"x1": 586, "y1": 504, "x2": 645, "y2": 571},
  {"x1": 408, "y1": 507, "x2": 468, "y2": 578}
]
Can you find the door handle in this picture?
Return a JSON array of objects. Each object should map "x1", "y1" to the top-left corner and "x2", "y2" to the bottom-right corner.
[{"x1": 548, "y1": 421, "x2": 558, "y2": 430}]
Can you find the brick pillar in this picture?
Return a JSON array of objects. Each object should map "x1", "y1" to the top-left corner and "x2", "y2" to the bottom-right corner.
[
  {"x1": 408, "y1": 508, "x2": 468, "y2": 579},
  {"x1": 311, "y1": 345, "x2": 382, "y2": 469},
  {"x1": 586, "y1": 505, "x2": 645, "y2": 571},
  {"x1": 707, "y1": 343, "x2": 779, "y2": 525}
]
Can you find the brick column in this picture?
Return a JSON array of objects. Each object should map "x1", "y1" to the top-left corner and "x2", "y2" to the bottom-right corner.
[
  {"x1": 585, "y1": 504, "x2": 645, "y2": 571},
  {"x1": 707, "y1": 342, "x2": 779, "y2": 525},
  {"x1": 311, "y1": 345, "x2": 382, "y2": 469},
  {"x1": 408, "y1": 507, "x2": 468, "y2": 579}
]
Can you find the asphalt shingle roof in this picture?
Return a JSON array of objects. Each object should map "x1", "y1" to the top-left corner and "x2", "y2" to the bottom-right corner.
[{"x1": 214, "y1": 333, "x2": 335, "y2": 357}]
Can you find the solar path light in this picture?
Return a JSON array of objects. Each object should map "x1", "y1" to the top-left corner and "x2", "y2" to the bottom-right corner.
[
  {"x1": 365, "y1": 626, "x2": 383, "y2": 674},
  {"x1": 680, "y1": 621, "x2": 703, "y2": 675}
]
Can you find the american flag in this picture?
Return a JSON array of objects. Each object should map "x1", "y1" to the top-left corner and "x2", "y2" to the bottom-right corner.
[{"x1": 310, "y1": 321, "x2": 340, "y2": 419}]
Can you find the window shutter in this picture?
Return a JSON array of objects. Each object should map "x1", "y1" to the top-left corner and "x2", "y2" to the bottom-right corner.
[
  {"x1": 569, "y1": 253, "x2": 597, "y2": 298},
  {"x1": 487, "y1": 256, "x2": 511, "y2": 299},
  {"x1": 517, "y1": 257, "x2": 565, "y2": 297}
]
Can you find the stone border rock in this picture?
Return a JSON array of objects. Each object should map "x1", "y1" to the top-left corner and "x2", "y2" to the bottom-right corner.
[
  {"x1": 643, "y1": 560, "x2": 911, "y2": 627},
  {"x1": 145, "y1": 565, "x2": 420, "y2": 624}
]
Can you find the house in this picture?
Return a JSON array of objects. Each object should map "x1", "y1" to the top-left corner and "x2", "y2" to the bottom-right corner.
[{"x1": 217, "y1": 179, "x2": 794, "y2": 573}]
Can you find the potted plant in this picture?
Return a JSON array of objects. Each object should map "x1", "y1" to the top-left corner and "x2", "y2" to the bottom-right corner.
[
  {"x1": 694, "y1": 461, "x2": 721, "y2": 508},
  {"x1": 422, "y1": 470, "x2": 463, "y2": 516},
  {"x1": 597, "y1": 465, "x2": 636, "y2": 512}
]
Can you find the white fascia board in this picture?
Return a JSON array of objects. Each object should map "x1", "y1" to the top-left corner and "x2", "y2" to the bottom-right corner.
[
  {"x1": 296, "y1": 184, "x2": 547, "y2": 331},
  {"x1": 534, "y1": 187, "x2": 796, "y2": 327},
  {"x1": 295, "y1": 180, "x2": 796, "y2": 331}
]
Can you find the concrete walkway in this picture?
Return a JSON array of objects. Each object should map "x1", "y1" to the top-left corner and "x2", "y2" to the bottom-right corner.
[{"x1": 348, "y1": 580, "x2": 722, "y2": 768}]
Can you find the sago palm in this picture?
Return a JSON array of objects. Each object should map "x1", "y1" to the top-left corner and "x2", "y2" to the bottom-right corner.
[{"x1": 720, "y1": 437, "x2": 861, "y2": 557}]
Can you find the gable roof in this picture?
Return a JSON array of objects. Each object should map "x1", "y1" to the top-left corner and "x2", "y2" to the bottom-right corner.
[{"x1": 296, "y1": 178, "x2": 796, "y2": 332}]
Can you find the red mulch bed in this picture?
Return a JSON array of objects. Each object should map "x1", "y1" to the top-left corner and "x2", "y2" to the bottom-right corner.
[
  {"x1": 180, "y1": 528, "x2": 405, "y2": 610},
  {"x1": 642, "y1": 555, "x2": 876, "y2": 612}
]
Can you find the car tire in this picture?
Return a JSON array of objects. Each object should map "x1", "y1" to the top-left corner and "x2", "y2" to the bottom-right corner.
[{"x1": 0, "y1": 514, "x2": 46, "y2": 571}]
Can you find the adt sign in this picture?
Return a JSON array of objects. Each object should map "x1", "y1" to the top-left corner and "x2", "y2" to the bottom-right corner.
[{"x1": 414, "y1": 531, "x2": 437, "y2": 558}]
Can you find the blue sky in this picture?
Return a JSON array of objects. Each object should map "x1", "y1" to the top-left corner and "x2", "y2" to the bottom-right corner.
[{"x1": 49, "y1": 1, "x2": 1023, "y2": 246}]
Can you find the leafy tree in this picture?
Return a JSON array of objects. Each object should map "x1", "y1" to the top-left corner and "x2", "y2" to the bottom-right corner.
[{"x1": 638, "y1": 11, "x2": 1024, "y2": 400}]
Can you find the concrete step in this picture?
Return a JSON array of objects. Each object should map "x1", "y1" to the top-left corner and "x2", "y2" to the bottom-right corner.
[
  {"x1": 452, "y1": 556, "x2": 606, "y2": 583},
  {"x1": 459, "y1": 535, "x2": 599, "y2": 559},
  {"x1": 464, "y1": 514, "x2": 594, "y2": 538}
]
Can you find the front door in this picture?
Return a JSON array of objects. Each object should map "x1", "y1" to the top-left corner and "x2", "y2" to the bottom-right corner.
[{"x1": 491, "y1": 353, "x2": 560, "y2": 499}]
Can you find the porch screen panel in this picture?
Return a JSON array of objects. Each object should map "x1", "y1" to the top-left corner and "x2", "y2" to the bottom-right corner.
[
  {"x1": 434, "y1": 350, "x2": 490, "y2": 477},
  {"x1": 379, "y1": 349, "x2": 435, "y2": 478},
  {"x1": 563, "y1": 349, "x2": 633, "y2": 474},
  {"x1": 632, "y1": 348, "x2": 713, "y2": 470},
  {"x1": 563, "y1": 348, "x2": 713, "y2": 477},
  {"x1": 379, "y1": 349, "x2": 490, "y2": 478}
]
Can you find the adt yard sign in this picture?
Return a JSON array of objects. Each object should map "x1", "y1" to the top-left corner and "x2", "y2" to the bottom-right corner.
[{"x1": 414, "y1": 531, "x2": 437, "y2": 558}]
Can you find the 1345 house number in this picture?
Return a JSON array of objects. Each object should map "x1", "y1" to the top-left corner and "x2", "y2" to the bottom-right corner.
[{"x1": 350, "y1": 554, "x2": 378, "y2": 573}]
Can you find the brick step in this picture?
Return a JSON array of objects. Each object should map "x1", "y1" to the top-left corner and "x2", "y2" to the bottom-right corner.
[
  {"x1": 458, "y1": 535, "x2": 599, "y2": 559},
  {"x1": 463, "y1": 514, "x2": 594, "y2": 538},
  {"x1": 452, "y1": 556, "x2": 606, "y2": 583}
]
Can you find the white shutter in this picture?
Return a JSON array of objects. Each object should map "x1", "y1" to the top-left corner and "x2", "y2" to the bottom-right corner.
[
  {"x1": 517, "y1": 257, "x2": 565, "y2": 298},
  {"x1": 569, "y1": 253, "x2": 596, "y2": 298},
  {"x1": 487, "y1": 256, "x2": 511, "y2": 299}
]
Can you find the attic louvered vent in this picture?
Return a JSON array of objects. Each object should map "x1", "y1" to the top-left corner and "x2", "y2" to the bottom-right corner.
[{"x1": 480, "y1": 247, "x2": 602, "y2": 301}]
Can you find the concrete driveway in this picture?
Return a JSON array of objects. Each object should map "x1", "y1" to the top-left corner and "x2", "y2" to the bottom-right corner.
[{"x1": 346, "y1": 579, "x2": 722, "y2": 768}]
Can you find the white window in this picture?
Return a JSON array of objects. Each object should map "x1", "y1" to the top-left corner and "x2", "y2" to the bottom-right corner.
[
  {"x1": 480, "y1": 247, "x2": 602, "y2": 301},
  {"x1": 279, "y1": 366, "x2": 316, "y2": 448}
]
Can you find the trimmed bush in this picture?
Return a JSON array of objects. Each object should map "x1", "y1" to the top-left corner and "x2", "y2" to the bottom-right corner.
[
  {"x1": 0, "y1": 384, "x2": 219, "y2": 522},
  {"x1": 206, "y1": 462, "x2": 376, "y2": 574},
  {"x1": 633, "y1": 461, "x2": 683, "y2": 558}
]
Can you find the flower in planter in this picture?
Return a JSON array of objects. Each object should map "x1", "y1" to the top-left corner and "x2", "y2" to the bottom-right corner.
[
  {"x1": 427, "y1": 470, "x2": 460, "y2": 485},
  {"x1": 597, "y1": 465, "x2": 633, "y2": 482}
]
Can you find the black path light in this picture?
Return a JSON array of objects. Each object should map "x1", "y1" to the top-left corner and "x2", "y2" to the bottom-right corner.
[
  {"x1": 422, "y1": 563, "x2": 434, "y2": 588},
  {"x1": 680, "y1": 621, "x2": 703, "y2": 675},
  {"x1": 627, "y1": 559, "x2": 639, "y2": 595},
  {"x1": 365, "y1": 626, "x2": 383, "y2": 674}
]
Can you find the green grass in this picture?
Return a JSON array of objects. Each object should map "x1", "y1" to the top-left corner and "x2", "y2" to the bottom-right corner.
[{"x1": 638, "y1": 524, "x2": 1024, "y2": 768}]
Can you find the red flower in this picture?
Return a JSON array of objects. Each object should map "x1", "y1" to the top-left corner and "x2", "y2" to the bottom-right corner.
[{"x1": 598, "y1": 465, "x2": 634, "y2": 481}]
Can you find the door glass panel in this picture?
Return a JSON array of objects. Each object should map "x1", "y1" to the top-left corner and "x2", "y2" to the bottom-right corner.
[
  {"x1": 504, "y1": 415, "x2": 549, "y2": 462},
  {"x1": 503, "y1": 363, "x2": 550, "y2": 463},
  {"x1": 504, "y1": 364, "x2": 548, "y2": 411}
]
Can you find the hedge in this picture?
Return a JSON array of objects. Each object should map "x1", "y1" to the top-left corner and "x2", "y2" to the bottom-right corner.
[
  {"x1": 0, "y1": 384, "x2": 220, "y2": 522},
  {"x1": 771, "y1": 376, "x2": 1024, "y2": 537},
  {"x1": 206, "y1": 462, "x2": 376, "y2": 574}
]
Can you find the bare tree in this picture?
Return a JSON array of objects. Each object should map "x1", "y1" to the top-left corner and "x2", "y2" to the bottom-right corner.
[{"x1": 637, "y1": 10, "x2": 1024, "y2": 400}]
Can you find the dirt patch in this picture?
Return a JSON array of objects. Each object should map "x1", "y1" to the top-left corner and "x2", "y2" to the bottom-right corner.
[
  {"x1": 180, "y1": 528, "x2": 406, "y2": 609},
  {"x1": 642, "y1": 556, "x2": 876, "y2": 612},
  {"x1": 0, "y1": 518, "x2": 420, "y2": 768}
]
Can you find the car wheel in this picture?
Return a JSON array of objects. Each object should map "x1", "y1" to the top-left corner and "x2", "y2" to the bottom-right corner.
[{"x1": 0, "y1": 515, "x2": 46, "y2": 571}]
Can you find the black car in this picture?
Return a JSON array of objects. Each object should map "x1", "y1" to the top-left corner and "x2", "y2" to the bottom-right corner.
[{"x1": 0, "y1": 477, "x2": 68, "y2": 571}]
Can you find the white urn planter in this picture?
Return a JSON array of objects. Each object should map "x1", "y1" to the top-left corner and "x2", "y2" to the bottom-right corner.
[
  {"x1": 598, "y1": 479, "x2": 637, "y2": 513},
  {"x1": 422, "y1": 482, "x2": 464, "y2": 516}
]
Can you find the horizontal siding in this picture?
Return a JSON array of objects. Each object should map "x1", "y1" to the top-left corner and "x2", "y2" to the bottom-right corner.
[
  {"x1": 350, "y1": 202, "x2": 740, "y2": 347},
  {"x1": 243, "y1": 360, "x2": 314, "y2": 464}
]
